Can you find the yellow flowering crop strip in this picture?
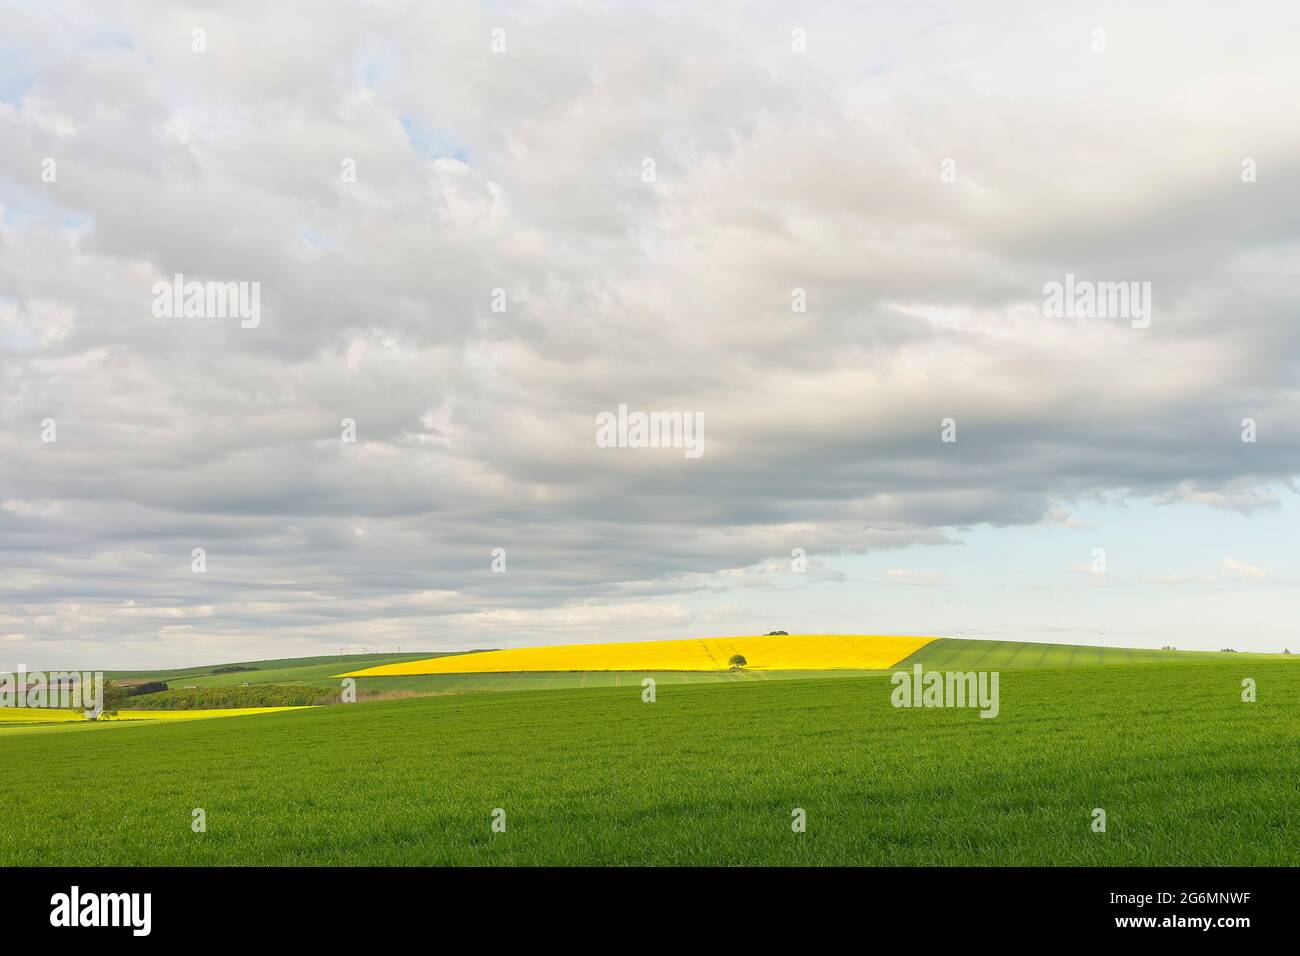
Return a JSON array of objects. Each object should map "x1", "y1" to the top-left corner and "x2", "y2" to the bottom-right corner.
[
  {"x1": 0, "y1": 707, "x2": 85, "y2": 724},
  {"x1": 102, "y1": 707, "x2": 310, "y2": 721},
  {"x1": 0, "y1": 706, "x2": 309, "y2": 726},
  {"x1": 340, "y1": 634, "x2": 937, "y2": 677}
]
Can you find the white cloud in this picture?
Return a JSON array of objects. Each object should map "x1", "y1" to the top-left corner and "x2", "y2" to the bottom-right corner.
[
  {"x1": 886, "y1": 569, "x2": 945, "y2": 585},
  {"x1": 1221, "y1": 557, "x2": 1272, "y2": 581},
  {"x1": 2, "y1": 1, "x2": 1299, "y2": 664}
]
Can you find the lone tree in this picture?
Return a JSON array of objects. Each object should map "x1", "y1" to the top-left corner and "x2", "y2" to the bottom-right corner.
[
  {"x1": 85, "y1": 674, "x2": 128, "y2": 720},
  {"x1": 728, "y1": 654, "x2": 747, "y2": 670},
  {"x1": 765, "y1": 630, "x2": 788, "y2": 636}
]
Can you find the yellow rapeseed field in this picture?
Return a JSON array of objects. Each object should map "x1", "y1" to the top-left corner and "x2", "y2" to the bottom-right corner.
[
  {"x1": 341, "y1": 634, "x2": 937, "y2": 676},
  {"x1": 0, "y1": 706, "x2": 307, "y2": 725},
  {"x1": 102, "y1": 707, "x2": 308, "y2": 721},
  {"x1": 0, "y1": 707, "x2": 85, "y2": 723}
]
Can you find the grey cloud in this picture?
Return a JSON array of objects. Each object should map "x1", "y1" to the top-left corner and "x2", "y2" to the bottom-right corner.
[{"x1": 2, "y1": 0, "x2": 1299, "y2": 664}]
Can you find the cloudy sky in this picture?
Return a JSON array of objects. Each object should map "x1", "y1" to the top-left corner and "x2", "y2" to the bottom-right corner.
[{"x1": 3, "y1": 0, "x2": 1299, "y2": 668}]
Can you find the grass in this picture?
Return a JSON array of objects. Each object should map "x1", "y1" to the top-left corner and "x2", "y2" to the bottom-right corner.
[
  {"x1": 2, "y1": 657, "x2": 1297, "y2": 865},
  {"x1": 902, "y1": 638, "x2": 1294, "y2": 669}
]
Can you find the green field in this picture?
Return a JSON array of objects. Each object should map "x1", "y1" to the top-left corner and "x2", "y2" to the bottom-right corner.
[
  {"x1": 900, "y1": 638, "x2": 1291, "y2": 669},
  {"x1": 104, "y1": 650, "x2": 884, "y2": 694},
  {"x1": 95, "y1": 638, "x2": 1291, "y2": 700},
  {"x1": 3, "y1": 653, "x2": 1297, "y2": 865}
]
